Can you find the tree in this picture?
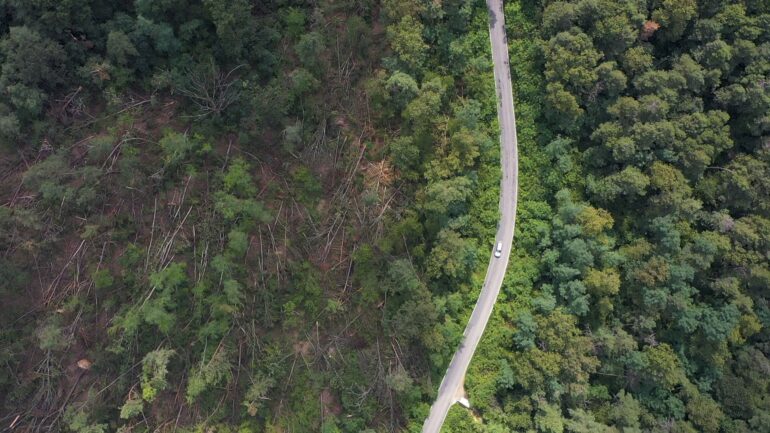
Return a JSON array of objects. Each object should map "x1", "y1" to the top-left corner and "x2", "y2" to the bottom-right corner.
[
  {"x1": 389, "y1": 136, "x2": 421, "y2": 179},
  {"x1": 622, "y1": 46, "x2": 654, "y2": 77},
  {"x1": 5, "y1": 84, "x2": 44, "y2": 122},
  {"x1": 222, "y1": 158, "x2": 256, "y2": 196},
  {"x1": 513, "y1": 311, "x2": 538, "y2": 350},
  {"x1": 576, "y1": 206, "x2": 613, "y2": 237},
  {"x1": 675, "y1": 111, "x2": 733, "y2": 179},
  {"x1": 289, "y1": 67, "x2": 319, "y2": 99},
  {"x1": 186, "y1": 345, "x2": 232, "y2": 403},
  {"x1": 421, "y1": 175, "x2": 473, "y2": 224},
  {"x1": 22, "y1": 152, "x2": 72, "y2": 207},
  {"x1": 295, "y1": 31, "x2": 325, "y2": 70},
  {"x1": 385, "y1": 365, "x2": 414, "y2": 393},
  {"x1": 584, "y1": 267, "x2": 620, "y2": 319},
  {"x1": 0, "y1": 26, "x2": 65, "y2": 90},
  {"x1": 565, "y1": 409, "x2": 614, "y2": 433},
  {"x1": 544, "y1": 28, "x2": 602, "y2": 97},
  {"x1": 404, "y1": 77, "x2": 447, "y2": 133},
  {"x1": 0, "y1": 26, "x2": 65, "y2": 131},
  {"x1": 386, "y1": 258, "x2": 423, "y2": 296},
  {"x1": 385, "y1": 71, "x2": 419, "y2": 111},
  {"x1": 0, "y1": 105, "x2": 20, "y2": 148},
  {"x1": 610, "y1": 390, "x2": 643, "y2": 430},
  {"x1": 203, "y1": 0, "x2": 255, "y2": 61},
  {"x1": 387, "y1": 283, "x2": 437, "y2": 345},
  {"x1": 593, "y1": 14, "x2": 636, "y2": 57},
  {"x1": 158, "y1": 130, "x2": 198, "y2": 168},
  {"x1": 535, "y1": 401, "x2": 565, "y2": 433},
  {"x1": 132, "y1": 16, "x2": 180, "y2": 60},
  {"x1": 214, "y1": 158, "x2": 270, "y2": 227},
  {"x1": 541, "y1": 2, "x2": 577, "y2": 37},
  {"x1": 426, "y1": 228, "x2": 477, "y2": 282},
  {"x1": 543, "y1": 192, "x2": 618, "y2": 316},
  {"x1": 588, "y1": 166, "x2": 649, "y2": 203},
  {"x1": 698, "y1": 304, "x2": 740, "y2": 343},
  {"x1": 142, "y1": 262, "x2": 188, "y2": 333},
  {"x1": 647, "y1": 162, "x2": 701, "y2": 217},
  {"x1": 63, "y1": 409, "x2": 107, "y2": 433},
  {"x1": 596, "y1": 61, "x2": 627, "y2": 97},
  {"x1": 386, "y1": 15, "x2": 428, "y2": 71},
  {"x1": 280, "y1": 7, "x2": 306, "y2": 39},
  {"x1": 141, "y1": 348, "x2": 175, "y2": 402},
  {"x1": 243, "y1": 373, "x2": 275, "y2": 416},
  {"x1": 686, "y1": 392, "x2": 724, "y2": 433},
  {"x1": 106, "y1": 30, "x2": 138, "y2": 66},
  {"x1": 545, "y1": 82, "x2": 583, "y2": 131},
  {"x1": 642, "y1": 344, "x2": 686, "y2": 390},
  {"x1": 651, "y1": 0, "x2": 697, "y2": 42},
  {"x1": 511, "y1": 309, "x2": 599, "y2": 398},
  {"x1": 700, "y1": 150, "x2": 770, "y2": 216}
]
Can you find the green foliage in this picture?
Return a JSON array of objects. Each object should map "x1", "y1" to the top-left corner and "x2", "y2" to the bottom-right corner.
[
  {"x1": 119, "y1": 396, "x2": 143, "y2": 419},
  {"x1": 513, "y1": 311, "x2": 537, "y2": 350},
  {"x1": 203, "y1": 0, "x2": 254, "y2": 61},
  {"x1": 385, "y1": 71, "x2": 419, "y2": 111},
  {"x1": 186, "y1": 346, "x2": 232, "y2": 404},
  {"x1": 610, "y1": 390, "x2": 642, "y2": 429},
  {"x1": 6, "y1": 83, "x2": 44, "y2": 121},
  {"x1": 565, "y1": 409, "x2": 613, "y2": 433},
  {"x1": 36, "y1": 316, "x2": 70, "y2": 351},
  {"x1": 544, "y1": 28, "x2": 601, "y2": 96},
  {"x1": 141, "y1": 348, "x2": 175, "y2": 402},
  {"x1": 0, "y1": 26, "x2": 65, "y2": 90},
  {"x1": 387, "y1": 16, "x2": 428, "y2": 72},
  {"x1": 143, "y1": 262, "x2": 187, "y2": 333},
  {"x1": 403, "y1": 77, "x2": 447, "y2": 132},
  {"x1": 106, "y1": 31, "x2": 138, "y2": 66},
  {"x1": 281, "y1": 7, "x2": 307, "y2": 39},
  {"x1": 426, "y1": 228, "x2": 477, "y2": 282},
  {"x1": 294, "y1": 32, "x2": 325, "y2": 70},
  {"x1": 91, "y1": 268, "x2": 113, "y2": 291},
  {"x1": 22, "y1": 152, "x2": 72, "y2": 206},
  {"x1": 289, "y1": 68, "x2": 319, "y2": 99},
  {"x1": 214, "y1": 192, "x2": 270, "y2": 226},
  {"x1": 223, "y1": 158, "x2": 257, "y2": 196},
  {"x1": 159, "y1": 130, "x2": 204, "y2": 169},
  {"x1": 214, "y1": 158, "x2": 270, "y2": 227},
  {"x1": 385, "y1": 366, "x2": 414, "y2": 393},
  {"x1": 642, "y1": 344, "x2": 686, "y2": 390},
  {"x1": 535, "y1": 401, "x2": 565, "y2": 433},
  {"x1": 243, "y1": 374, "x2": 275, "y2": 416},
  {"x1": 63, "y1": 408, "x2": 108, "y2": 433},
  {"x1": 0, "y1": 104, "x2": 20, "y2": 147},
  {"x1": 290, "y1": 165, "x2": 322, "y2": 205},
  {"x1": 652, "y1": 0, "x2": 697, "y2": 42},
  {"x1": 389, "y1": 135, "x2": 421, "y2": 179}
]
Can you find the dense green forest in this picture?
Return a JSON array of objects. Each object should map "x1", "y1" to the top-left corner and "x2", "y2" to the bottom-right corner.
[{"x1": 0, "y1": 0, "x2": 768, "y2": 433}]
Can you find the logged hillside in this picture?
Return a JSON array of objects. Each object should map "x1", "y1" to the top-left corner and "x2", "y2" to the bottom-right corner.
[
  {"x1": 0, "y1": 1, "x2": 503, "y2": 432},
  {"x1": 1, "y1": 1, "x2": 769, "y2": 433}
]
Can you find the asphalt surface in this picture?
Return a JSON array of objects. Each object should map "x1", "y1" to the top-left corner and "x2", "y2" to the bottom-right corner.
[{"x1": 421, "y1": 0, "x2": 519, "y2": 431}]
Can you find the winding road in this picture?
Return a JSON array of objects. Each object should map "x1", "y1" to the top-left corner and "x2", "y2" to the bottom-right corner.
[{"x1": 421, "y1": 0, "x2": 519, "y2": 431}]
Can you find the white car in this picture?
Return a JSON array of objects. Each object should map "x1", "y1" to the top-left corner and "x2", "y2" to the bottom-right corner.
[{"x1": 494, "y1": 242, "x2": 503, "y2": 258}]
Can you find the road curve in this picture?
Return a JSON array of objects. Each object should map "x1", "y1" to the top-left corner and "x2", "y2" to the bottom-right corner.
[{"x1": 421, "y1": 0, "x2": 519, "y2": 431}]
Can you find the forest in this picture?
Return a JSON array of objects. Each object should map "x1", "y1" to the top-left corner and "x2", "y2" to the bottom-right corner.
[{"x1": 0, "y1": 0, "x2": 768, "y2": 432}]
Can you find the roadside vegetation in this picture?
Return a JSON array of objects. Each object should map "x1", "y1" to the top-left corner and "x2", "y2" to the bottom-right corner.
[{"x1": 444, "y1": 1, "x2": 770, "y2": 432}]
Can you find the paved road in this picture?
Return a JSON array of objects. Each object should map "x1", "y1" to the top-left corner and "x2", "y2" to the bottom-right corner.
[{"x1": 421, "y1": 0, "x2": 519, "y2": 431}]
